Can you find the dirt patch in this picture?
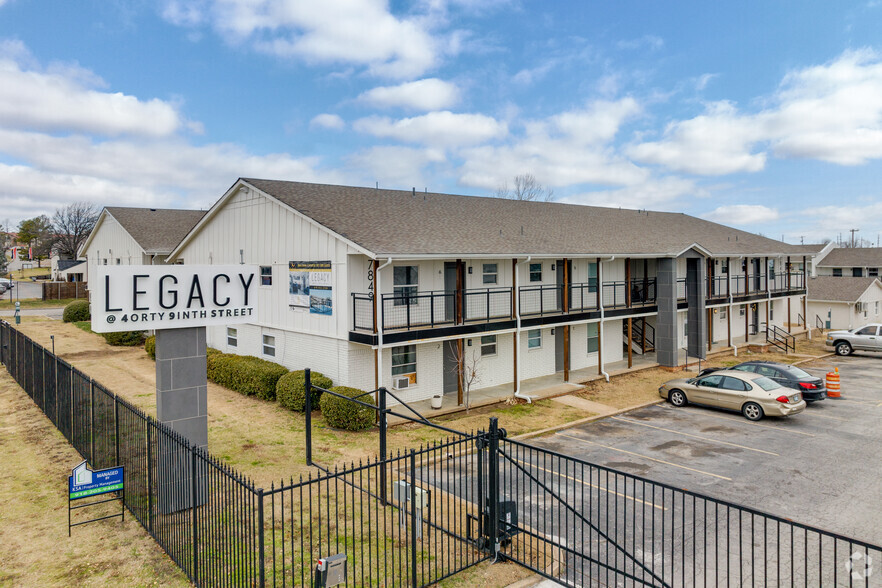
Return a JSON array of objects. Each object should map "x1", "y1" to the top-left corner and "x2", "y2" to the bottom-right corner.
[{"x1": 0, "y1": 368, "x2": 190, "y2": 588}]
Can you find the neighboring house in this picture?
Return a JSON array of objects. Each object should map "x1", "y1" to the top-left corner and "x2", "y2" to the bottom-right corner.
[
  {"x1": 79, "y1": 207, "x2": 206, "y2": 290},
  {"x1": 789, "y1": 242, "x2": 834, "y2": 277},
  {"x1": 53, "y1": 259, "x2": 87, "y2": 282},
  {"x1": 814, "y1": 247, "x2": 882, "y2": 278},
  {"x1": 806, "y1": 276, "x2": 882, "y2": 330},
  {"x1": 166, "y1": 178, "x2": 810, "y2": 405}
]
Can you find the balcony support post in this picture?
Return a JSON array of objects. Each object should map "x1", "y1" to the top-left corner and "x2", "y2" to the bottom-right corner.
[
  {"x1": 643, "y1": 259, "x2": 649, "y2": 304},
  {"x1": 627, "y1": 317, "x2": 632, "y2": 369},
  {"x1": 625, "y1": 258, "x2": 631, "y2": 308},
  {"x1": 455, "y1": 259, "x2": 464, "y2": 325}
]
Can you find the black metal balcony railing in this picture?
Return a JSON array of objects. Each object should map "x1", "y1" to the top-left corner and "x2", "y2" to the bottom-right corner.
[{"x1": 350, "y1": 271, "x2": 808, "y2": 332}]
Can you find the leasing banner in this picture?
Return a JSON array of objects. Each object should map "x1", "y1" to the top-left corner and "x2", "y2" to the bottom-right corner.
[{"x1": 289, "y1": 261, "x2": 333, "y2": 315}]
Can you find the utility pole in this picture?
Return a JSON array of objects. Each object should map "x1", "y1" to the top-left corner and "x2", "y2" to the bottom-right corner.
[
  {"x1": 800, "y1": 236, "x2": 804, "y2": 245},
  {"x1": 849, "y1": 229, "x2": 859, "y2": 248}
]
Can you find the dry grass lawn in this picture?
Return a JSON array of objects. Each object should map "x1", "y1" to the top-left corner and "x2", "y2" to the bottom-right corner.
[
  {"x1": 0, "y1": 298, "x2": 77, "y2": 310},
  {"x1": 0, "y1": 368, "x2": 190, "y2": 588}
]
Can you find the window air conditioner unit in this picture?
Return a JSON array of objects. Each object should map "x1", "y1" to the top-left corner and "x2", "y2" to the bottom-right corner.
[{"x1": 393, "y1": 376, "x2": 410, "y2": 390}]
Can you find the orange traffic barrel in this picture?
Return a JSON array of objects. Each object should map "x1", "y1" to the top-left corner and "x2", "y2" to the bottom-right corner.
[{"x1": 826, "y1": 368, "x2": 840, "y2": 398}]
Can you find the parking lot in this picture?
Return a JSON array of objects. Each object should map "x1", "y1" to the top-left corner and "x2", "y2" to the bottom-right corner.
[{"x1": 531, "y1": 354, "x2": 882, "y2": 547}]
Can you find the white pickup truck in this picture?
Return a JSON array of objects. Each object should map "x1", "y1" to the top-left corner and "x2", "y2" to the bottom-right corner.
[{"x1": 826, "y1": 324, "x2": 882, "y2": 356}]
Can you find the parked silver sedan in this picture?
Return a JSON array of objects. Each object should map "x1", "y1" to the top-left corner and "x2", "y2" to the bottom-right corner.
[{"x1": 659, "y1": 370, "x2": 806, "y2": 421}]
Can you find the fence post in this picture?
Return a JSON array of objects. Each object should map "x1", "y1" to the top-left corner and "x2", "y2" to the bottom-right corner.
[
  {"x1": 409, "y1": 449, "x2": 418, "y2": 588},
  {"x1": 89, "y1": 379, "x2": 95, "y2": 464},
  {"x1": 191, "y1": 443, "x2": 198, "y2": 584},
  {"x1": 146, "y1": 417, "x2": 153, "y2": 534},
  {"x1": 304, "y1": 368, "x2": 312, "y2": 466},
  {"x1": 114, "y1": 396, "x2": 120, "y2": 467},
  {"x1": 379, "y1": 387, "x2": 387, "y2": 506},
  {"x1": 257, "y1": 487, "x2": 265, "y2": 588},
  {"x1": 54, "y1": 354, "x2": 59, "y2": 426},
  {"x1": 487, "y1": 417, "x2": 500, "y2": 557}
]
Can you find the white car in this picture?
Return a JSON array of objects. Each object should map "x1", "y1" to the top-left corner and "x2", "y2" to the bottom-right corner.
[{"x1": 0, "y1": 278, "x2": 14, "y2": 289}]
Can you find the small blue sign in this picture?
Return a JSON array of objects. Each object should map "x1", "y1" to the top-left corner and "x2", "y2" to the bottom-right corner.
[{"x1": 69, "y1": 461, "x2": 124, "y2": 500}]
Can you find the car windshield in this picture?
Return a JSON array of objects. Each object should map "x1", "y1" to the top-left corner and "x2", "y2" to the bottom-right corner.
[
  {"x1": 753, "y1": 376, "x2": 781, "y2": 391},
  {"x1": 782, "y1": 365, "x2": 811, "y2": 378}
]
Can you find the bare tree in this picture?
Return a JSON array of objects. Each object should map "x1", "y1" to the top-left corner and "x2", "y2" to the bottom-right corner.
[
  {"x1": 446, "y1": 341, "x2": 483, "y2": 412},
  {"x1": 495, "y1": 173, "x2": 554, "y2": 202},
  {"x1": 52, "y1": 202, "x2": 100, "y2": 259}
]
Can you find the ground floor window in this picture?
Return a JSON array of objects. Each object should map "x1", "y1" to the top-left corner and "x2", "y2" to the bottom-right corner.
[
  {"x1": 260, "y1": 265, "x2": 272, "y2": 286},
  {"x1": 227, "y1": 327, "x2": 238, "y2": 347},
  {"x1": 527, "y1": 329, "x2": 541, "y2": 349},
  {"x1": 586, "y1": 323, "x2": 599, "y2": 353},
  {"x1": 480, "y1": 335, "x2": 497, "y2": 357},
  {"x1": 869, "y1": 268, "x2": 879, "y2": 277},
  {"x1": 391, "y1": 345, "x2": 417, "y2": 377},
  {"x1": 262, "y1": 334, "x2": 276, "y2": 357}
]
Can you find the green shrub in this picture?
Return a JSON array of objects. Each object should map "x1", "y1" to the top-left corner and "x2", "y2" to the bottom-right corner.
[
  {"x1": 319, "y1": 386, "x2": 376, "y2": 431},
  {"x1": 207, "y1": 351, "x2": 288, "y2": 400},
  {"x1": 62, "y1": 300, "x2": 90, "y2": 323},
  {"x1": 102, "y1": 330, "x2": 145, "y2": 346},
  {"x1": 145, "y1": 335, "x2": 156, "y2": 359},
  {"x1": 276, "y1": 370, "x2": 333, "y2": 412}
]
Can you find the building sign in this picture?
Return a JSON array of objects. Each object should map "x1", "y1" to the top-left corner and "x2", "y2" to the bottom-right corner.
[
  {"x1": 289, "y1": 261, "x2": 333, "y2": 315},
  {"x1": 92, "y1": 265, "x2": 258, "y2": 333},
  {"x1": 69, "y1": 461, "x2": 124, "y2": 500}
]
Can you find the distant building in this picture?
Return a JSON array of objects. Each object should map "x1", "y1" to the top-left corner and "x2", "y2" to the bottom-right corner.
[{"x1": 807, "y1": 276, "x2": 882, "y2": 330}]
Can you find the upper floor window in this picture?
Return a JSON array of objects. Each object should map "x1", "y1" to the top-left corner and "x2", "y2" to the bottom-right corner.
[
  {"x1": 115, "y1": 259, "x2": 121, "y2": 265},
  {"x1": 482, "y1": 263, "x2": 498, "y2": 285},
  {"x1": 768, "y1": 259, "x2": 775, "y2": 279},
  {"x1": 103, "y1": 259, "x2": 108, "y2": 265},
  {"x1": 393, "y1": 266, "x2": 418, "y2": 305},
  {"x1": 869, "y1": 268, "x2": 879, "y2": 277},
  {"x1": 260, "y1": 265, "x2": 272, "y2": 286},
  {"x1": 529, "y1": 263, "x2": 542, "y2": 282},
  {"x1": 587, "y1": 262, "x2": 598, "y2": 292},
  {"x1": 832, "y1": 268, "x2": 843, "y2": 277},
  {"x1": 853, "y1": 267, "x2": 863, "y2": 277}
]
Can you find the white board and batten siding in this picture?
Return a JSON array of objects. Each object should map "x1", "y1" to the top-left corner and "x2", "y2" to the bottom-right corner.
[
  {"x1": 172, "y1": 186, "x2": 364, "y2": 384},
  {"x1": 82, "y1": 213, "x2": 151, "y2": 291}
]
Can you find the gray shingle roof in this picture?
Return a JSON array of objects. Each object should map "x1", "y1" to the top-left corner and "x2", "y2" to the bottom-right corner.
[
  {"x1": 806, "y1": 276, "x2": 881, "y2": 303},
  {"x1": 789, "y1": 243, "x2": 827, "y2": 254},
  {"x1": 106, "y1": 207, "x2": 206, "y2": 253},
  {"x1": 817, "y1": 247, "x2": 882, "y2": 268},
  {"x1": 242, "y1": 179, "x2": 806, "y2": 257}
]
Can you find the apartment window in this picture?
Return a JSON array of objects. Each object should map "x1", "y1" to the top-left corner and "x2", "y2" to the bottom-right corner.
[
  {"x1": 103, "y1": 259, "x2": 108, "y2": 265},
  {"x1": 587, "y1": 262, "x2": 598, "y2": 292},
  {"x1": 527, "y1": 329, "x2": 541, "y2": 349},
  {"x1": 768, "y1": 259, "x2": 775, "y2": 279},
  {"x1": 853, "y1": 267, "x2": 863, "y2": 277},
  {"x1": 480, "y1": 335, "x2": 497, "y2": 357},
  {"x1": 586, "y1": 323, "x2": 599, "y2": 354},
  {"x1": 393, "y1": 266, "x2": 418, "y2": 305},
  {"x1": 720, "y1": 308, "x2": 727, "y2": 319},
  {"x1": 482, "y1": 263, "x2": 498, "y2": 285},
  {"x1": 260, "y1": 265, "x2": 272, "y2": 286},
  {"x1": 876, "y1": 301, "x2": 879, "y2": 316},
  {"x1": 115, "y1": 259, "x2": 121, "y2": 265},
  {"x1": 869, "y1": 268, "x2": 879, "y2": 277},
  {"x1": 832, "y1": 268, "x2": 842, "y2": 277},
  {"x1": 262, "y1": 334, "x2": 276, "y2": 357},
  {"x1": 391, "y1": 345, "x2": 417, "y2": 377},
  {"x1": 227, "y1": 327, "x2": 238, "y2": 347},
  {"x1": 529, "y1": 263, "x2": 542, "y2": 282},
  {"x1": 721, "y1": 259, "x2": 729, "y2": 274}
]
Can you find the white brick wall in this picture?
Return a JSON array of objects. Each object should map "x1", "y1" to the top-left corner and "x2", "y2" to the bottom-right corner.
[{"x1": 519, "y1": 327, "x2": 556, "y2": 380}]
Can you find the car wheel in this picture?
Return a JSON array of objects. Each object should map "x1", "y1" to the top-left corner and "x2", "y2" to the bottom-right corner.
[
  {"x1": 835, "y1": 342, "x2": 852, "y2": 356},
  {"x1": 669, "y1": 389, "x2": 687, "y2": 407},
  {"x1": 742, "y1": 402, "x2": 764, "y2": 421}
]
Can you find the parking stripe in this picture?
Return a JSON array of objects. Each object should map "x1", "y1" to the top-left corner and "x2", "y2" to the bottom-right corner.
[
  {"x1": 611, "y1": 416, "x2": 780, "y2": 456},
  {"x1": 659, "y1": 404, "x2": 815, "y2": 437},
  {"x1": 511, "y1": 457, "x2": 665, "y2": 510},
  {"x1": 557, "y1": 433, "x2": 733, "y2": 481},
  {"x1": 805, "y1": 411, "x2": 845, "y2": 421}
]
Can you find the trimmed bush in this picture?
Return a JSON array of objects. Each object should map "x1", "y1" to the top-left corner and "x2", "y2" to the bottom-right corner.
[
  {"x1": 320, "y1": 386, "x2": 376, "y2": 431},
  {"x1": 62, "y1": 300, "x2": 90, "y2": 323},
  {"x1": 145, "y1": 335, "x2": 156, "y2": 359},
  {"x1": 102, "y1": 330, "x2": 145, "y2": 346},
  {"x1": 207, "y1": 351, "x2": 288, "y2": 400},
  {"x1": 276, "y1": 370, "x2": 333, "y2": 412}
]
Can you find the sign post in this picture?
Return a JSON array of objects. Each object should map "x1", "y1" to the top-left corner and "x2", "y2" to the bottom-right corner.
[
  {"x1": 93, "y1": 265, "x2": 258, "y2": 513},
  {"x1": 68, "y1": 461, "x2": 124, "y2": 535}
]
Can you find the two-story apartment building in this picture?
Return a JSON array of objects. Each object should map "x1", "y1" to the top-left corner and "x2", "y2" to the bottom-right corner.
[
  {"x1": 164, "y1": 178, "x2": 808, "y2": 406},
  {"x1": 814, "y1": 247, "x2": 882, "y2": 278}
]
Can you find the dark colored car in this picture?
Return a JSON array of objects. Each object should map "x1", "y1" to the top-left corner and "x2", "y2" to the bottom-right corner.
[{"x1": 697, "y1": 361, "x2": 826, "y2": 402}]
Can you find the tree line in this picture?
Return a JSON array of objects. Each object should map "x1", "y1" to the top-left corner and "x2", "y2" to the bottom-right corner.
[{"x1": 2, "y1": 202, "x2": 100, "y2": 270}]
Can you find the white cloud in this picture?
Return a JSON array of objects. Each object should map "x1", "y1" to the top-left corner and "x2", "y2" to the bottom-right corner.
[
  {"x1": 629, "y1": 49, "x2": 882, "y2": 175},
  {"x1": 163, "y1": 0, "x2": 441, "y2": 78},
  {"x1": 703, "y1": 204, "x2": 780, "y2": 225},
  {"x1": 0, "y1": 52, "x2": 183, "y2": 137},
  {"x1": 457, "y1": 98, "x2": 646, "y2": 190},
  {"x1": 348, "y1": 145, "x2": 447, "y2": 188},
  {"x1": 357, "y1": 78, "x2": 460, "y2": 111},
  {"x1": 353, "y1": 111, "x2": 507, "y2": 147},
  {"x1": 310, "y1": 113, "x2": 345, "y2": 130},
  {"x1": 617, "y1": 35, "x2": 664, "y2": 52},
  {"x1": 563, "y1": 176, "x2": 701, "y2": 210}
]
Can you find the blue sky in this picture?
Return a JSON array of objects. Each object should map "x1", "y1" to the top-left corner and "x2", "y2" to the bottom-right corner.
[{"x1": 2, "y1": 0, "x2": 882, "y2": 245}]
